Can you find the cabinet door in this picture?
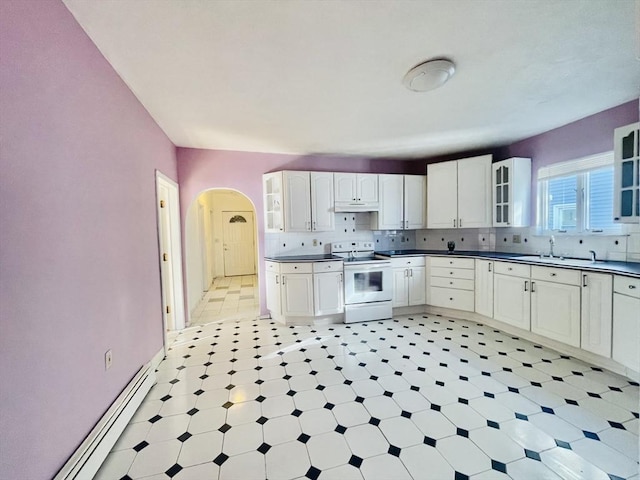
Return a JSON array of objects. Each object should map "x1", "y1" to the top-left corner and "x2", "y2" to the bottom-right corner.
[
  {"x1": 357, "y1": 174, "x2": 379, "y2": 203},
  {"x1": 283, "y1": 171, "x2": 311, "y2": 232},
  {"x1": 266, "y1": 271, "x2": 281, "y2": 315},
  {"x1": 281, "y1": 274, "x2": 314, "y2": 316},
  {"x1": 612, "y1": 293, "x2": 640, "y2": 372},
  {"x1": 475, "y1": 260, "x2": 494, "y2": 318},
  {"x1": 334, "y1": 173, "x2": 357, "y2": 203},
  {"x1": 404, "y1": 175, "x2": 427, "y2": 229},
  {"x1": 581, "y1": 272, "x2": 613, "y2": 357},
  {"x1": 377, "y1": 174, "x2": 404, "y2": 230},
  {"x1": 427, "y1": 161, "x2": 458, "y2": 228},
  {"x1": 310, "y1": 172, "x2": 335, "y2": 232},
  {"x1": 392, "y1": 268, "x2": 409, "y2": 307},
  {"x1": 263, "y1": 173, "x2": 284, "y2": 232},
  {"x1": 408, "y1": 266, "x2": 426, "y2": 306},
  {"x1": 457, "y1": 155, "x2": 492, "y2": 228},
  {"x1": 493, "y1": 274, "x2": 530, "y2": 330},
  {"x1": 613, "y1": 123, "x2": 640, "y2": 223},
  {"x1": 531, "y1": 280, "x2": 580, "y2": 347},
  {"x1": 314, "y1": 271, "x2": 344, "y2": 316},
  {"x1": 493, "y1": 161, "x2": 510, "y2": 227}
]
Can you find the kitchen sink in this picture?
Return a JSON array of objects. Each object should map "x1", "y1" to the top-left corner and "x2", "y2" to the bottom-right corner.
[{"x1": 512, "y1": 255, "x2": 605, "y2": 268}]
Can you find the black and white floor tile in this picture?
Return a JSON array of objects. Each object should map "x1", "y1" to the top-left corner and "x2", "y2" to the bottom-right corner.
[{"x1": 96, "y1": 314, "x2": 640, "y2": 480}]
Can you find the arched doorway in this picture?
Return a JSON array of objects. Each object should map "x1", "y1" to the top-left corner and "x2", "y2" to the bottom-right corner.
[{"x1": 184, "y1": 188, "x2": 259, "y2": 327}]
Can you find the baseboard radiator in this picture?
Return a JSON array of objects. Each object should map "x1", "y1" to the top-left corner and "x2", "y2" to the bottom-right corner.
[{"x1": 54, "y1": 363, "x2": 156, "y2": 480}]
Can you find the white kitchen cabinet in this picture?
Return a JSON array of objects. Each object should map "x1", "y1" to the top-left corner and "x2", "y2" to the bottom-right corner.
[
  {"x1": 493, "y1": 262, "x2": 531, "y2": 331},
  {"x1": 613, "y1": 122, "x2": 640, "y2": 223},
  {"x1": 580, "y1": 272, "x2": 613, "y2": 358},
  {"x1": 475, "y1": 259, "x2": 494, "y2": 318},
  {"x1": 427, "y1": 256, "x2": 475, "y2": 312},
  {"x1": 313, "y1": 261, "x2": 344, "y2": 316},
  {"x1": 391, "y1": 257, "x2": 425, "y2": 307},
  {"x1": 263, "y1": 173, "x2": 284, "y2": 232},
  {"x1": 265, "y1": 261, "x2": 282, "y2": 315},
  {"x1": 373, "y1": 174, "x2": 426, "y2": 230},
  {"x1": 284, "y1": 171, "x2": 312, "y2": 232},
  {"x1": 281, "y1": 264, "x2": 314, "y2": 317},
  {"x1": 334, "y1": 173, "x2": 379, "y2": 208},
  {"x1": 530, "y1": 266, "x2": 581, "y2": 348},
  {"x1": 310, "y1": 172, "x2": 335, "y2": 232},
  {"x1": 612, "y1": 275, "x2": 640, "y2": 372},
  {"x1": 492, "y1": 157, "x2": 531, "y2": 227},
  {"x1": 427, "y1": 155, "x2": 492, "y2": 229}
]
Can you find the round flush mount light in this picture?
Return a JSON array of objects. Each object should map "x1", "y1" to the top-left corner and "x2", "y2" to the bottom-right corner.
[{"x1": 403, "y1": 58, "x2": 456, "y2": 92}]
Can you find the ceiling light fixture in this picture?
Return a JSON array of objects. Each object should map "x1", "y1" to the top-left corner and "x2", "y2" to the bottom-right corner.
[{"x1": 403, "y1": 58, "x2": 456, "y2": 92}]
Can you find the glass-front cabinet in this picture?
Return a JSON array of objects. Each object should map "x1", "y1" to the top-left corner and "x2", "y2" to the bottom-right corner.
[
  {"x1": 263, "y1": 172, "x2": 284, "y2": 232},
  {"x1": 492, "y1": 157, "x2": 531, "y2": 227},
  {"x1": 614, "y1": 122, "x2": 640, "y2": 223}
]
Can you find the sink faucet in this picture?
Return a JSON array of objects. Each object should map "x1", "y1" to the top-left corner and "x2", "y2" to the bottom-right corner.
[
  {"x1": 589, "y1": 250, "x2": 597, "y2": 263},
  {"x1": 549, "y1": 235, "x2": 555, "y2": 258}
]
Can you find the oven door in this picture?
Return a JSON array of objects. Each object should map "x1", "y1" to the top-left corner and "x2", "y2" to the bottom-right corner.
[{"x1": 344, "y1": 263, "x2": 392, "y2": 304}]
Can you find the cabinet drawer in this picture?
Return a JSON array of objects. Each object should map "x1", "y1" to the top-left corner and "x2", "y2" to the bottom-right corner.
[
  {"x1": 430, "y1": 287, "x2": 475, "y2": 312},
  {"x1": 614, "y1": 275, "x2": 640, "y2": 298},
  {"x1": 265, "y1": 261, "x2": 280, "y2": 272},
  {"x1": 430, "y1": 276, "x2": 474, "y2": 291},
  {"x1": 430, "y1": 266, "x2": 475, "y2": 280},
  {"x1": 313, "y1": 261, "x2": 343, "y2": 273},
  {"x1": 494, "y1": 261, "x2": 530, "y2": 278},
  {"x1": 430, "y1": 257, "x2": 475, "y2": 269},
  {"x1": 390, "y1": 256, "x2": 426, "y2": 268},
  {"x1": 280, "y1": 263, "x2": 313, "y2": 274},
  {"x1": 531, "y1": 266, "x2": 580, "y2": 286}
]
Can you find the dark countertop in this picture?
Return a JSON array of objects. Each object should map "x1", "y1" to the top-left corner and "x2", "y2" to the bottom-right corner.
[
  {"x1": 265, "y1": 254, "x2": 343, "y2": 262},
  {"x1": 375, "y1": 249, "x2": 640, "y2": 277}
]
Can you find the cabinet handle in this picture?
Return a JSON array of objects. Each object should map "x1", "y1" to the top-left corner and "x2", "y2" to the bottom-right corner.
[
  {"x1": 583, "y1": 274, "x2": 587, "y2": 287},
  {"x1": 550, "y1": 272, "x2": 557, "y2": 277},
  {"x1": 410, "y1": 269, "x2": 413, "y2": 277},
  {"x1": 282, "y1": 275, "x2": 286, "y2": 285},
  {"x1": 405, "y1": 269, "x2": 409, "y2": 277},
  {"x1": 459, "y1": 218, "x2": 462, "y2": 227},
  {"x1": 488, "y1": 263, "x2": 492, "y2": 272},
  {"x1": 453, "y1": 218, "x2": 457, "y2": 228},
  {"x1": 276, "y1": 274, "x2": 279, "y2": 285},
  {"x1": 630, "y1": 285, "x2": 637, "y2": 290},
  {"x1": 531, "y1": 281, "x2": 536, "y2": 293},
  {"x1": 312, "y1": 221, "x2": 316, "y2": 230},
  {"x1": 524, "y1": 281, "x2": 528, "y2": 292},
  {"x1": 508, "y1": 267, "x2": 513, "y2": 271}
]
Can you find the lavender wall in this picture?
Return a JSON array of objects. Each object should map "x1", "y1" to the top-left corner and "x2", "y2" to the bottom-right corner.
[
  {"x1": 176, "y1": 149, "x2": 419, "y2": 315},
  {"x1": 507, "y1": 100, "x2": 639, "y2": 220},
  {"x1": 0, "y1": 1, "x2": 177, "y2": 478}
]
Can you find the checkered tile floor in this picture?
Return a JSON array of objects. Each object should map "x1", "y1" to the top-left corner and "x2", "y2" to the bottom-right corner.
[
  {"x1": 189, "y1": 275, "x2": 259, "y2": 326},
  {"x1": 96, "y1": 314, "x2": 640, "y2": 480}
]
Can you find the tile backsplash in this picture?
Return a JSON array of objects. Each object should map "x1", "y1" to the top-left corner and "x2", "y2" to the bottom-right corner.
[{"x1": 266, "y1": 213, "x2": 640, "y2": 263}]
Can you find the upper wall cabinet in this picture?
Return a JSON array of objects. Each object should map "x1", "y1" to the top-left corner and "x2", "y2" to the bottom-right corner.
[
  {"x1": 372, "y1": 174, "x2": 426, "y2": 230},
  {"x1": 263, "y1": 171, "x2": 335, "y2": 233},
  {"x1": 614, "y1": 122, "x2": 640, "y2": 223},
  {"x1": 334, "y1": 173, "x2": 379, "y2": 210},
  {"x1": 492, "y1": 157, "x2": 531, "y2": 227},
  {"x1": 427, "y1": 155, "x2": 492, "y2": 229}
]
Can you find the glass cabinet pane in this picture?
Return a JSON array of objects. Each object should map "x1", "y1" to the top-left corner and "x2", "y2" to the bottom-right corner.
[
  {"x1": 503, "y1": 185, "x2": 509, "y2": 203},
  {"x1": 496, "y1": 167, "x2": 502, "y2": 184},
  {"x1": 496, "y1": 205, "x2": 502, "y2": 223},
  {"x1": 503, "y1": 166, "x2": 509, "y2": 183},
  {"x1": 621, "y1": 190, "x2": 633, "y2": 217},
  {"x1": 496, "y1": 186, "x2": 502, "y2": 203},
  {"x1": 622, "y1": 131, "x2": 635, "y2": 159},
  {"x1": 503, "y1": 205, "x2": 509, "y2": 223},
  {"x1": 622, "y1": 160, "x2": 634, "y2": 188}
]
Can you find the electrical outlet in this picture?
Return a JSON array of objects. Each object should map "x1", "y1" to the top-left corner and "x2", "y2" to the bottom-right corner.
[
  {"x1": 512, "y1": 234, "x2": 521, "y2": 244},
  {"x1": 105, "y1": 349, "x2": 113, "y2": 370},
  {"x1": 313, "y1": 239, "x2": 318, "y2": 246}
]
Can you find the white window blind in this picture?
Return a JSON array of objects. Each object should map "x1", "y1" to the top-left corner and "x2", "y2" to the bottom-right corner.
[{"x1": 538, "y1": 152, "x2": 613, "y2": 180}]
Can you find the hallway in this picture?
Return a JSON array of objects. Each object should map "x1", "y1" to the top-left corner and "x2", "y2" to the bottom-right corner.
[{"x1": 189, "y1": 275, "x2": 259, "y2": 326}]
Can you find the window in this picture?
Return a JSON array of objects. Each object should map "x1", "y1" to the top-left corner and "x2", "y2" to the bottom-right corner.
[{"x1": 537, "y1": 152, "x2": 619, "y2": 233}]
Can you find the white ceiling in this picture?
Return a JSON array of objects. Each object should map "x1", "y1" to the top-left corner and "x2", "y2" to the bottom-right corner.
[{"x1": 63, "y1": 0, "x2": 639, "y2": 158}]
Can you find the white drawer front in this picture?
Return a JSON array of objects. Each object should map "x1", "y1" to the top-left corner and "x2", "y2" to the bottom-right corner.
[
  {"x1": 614, "y1": 275, "x2": 640, "y2": 298},
  {"x1": 280, "y1": 263, "x2": 313, "y2": 274},
  {"x1": 390, "y1": 256, "x2": 426, "y2": 268},
  {"x1": 494, "y1": 261, "x2": 530, "y2": 278},
  {"x1": 430, "y1": 287, "x2": 475, "y2": 312},
  {"x1": 313, "y1": 261, "x2": 343, "y2": 273},
  {"x1": 531, "y1": 266, "x2": 580, "y2": 286},
  {"x1": 430, "y1": 267, "x2": 475, "y2": 280},
  {"x1": 430, "y1": 276, "x2": 474, "y2": 291},
  {"x1": 265, "y1": 261, "x2": 280, "y2": 272},
  {"x1": 430, "y1": 256, "x2": 475, "y2": 269}
]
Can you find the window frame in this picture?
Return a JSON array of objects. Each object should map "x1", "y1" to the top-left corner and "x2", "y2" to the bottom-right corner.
[{"x1": 536, "y1": 152, "x2": 620, "y2": 235}]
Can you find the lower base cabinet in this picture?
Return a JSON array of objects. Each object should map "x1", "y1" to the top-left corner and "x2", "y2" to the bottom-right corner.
[
  {"x1": 612, "y1": 276, "x2": 640, "y2": 372},
  {"x1": 281, "y1": 271, "x2": 314, "y2": 317},
  {"x1": 493, "y1": 273, "x2": 530, "y2": 330},
  {"x1": 314, "y1": 271, "x2": 343, "y2": 315},
  {"x1": 581, "y1": 272, "x2": 613, "y2": 357},
  {"x1": 531, "y1": 280, "x2": 581, "y2": 348}
]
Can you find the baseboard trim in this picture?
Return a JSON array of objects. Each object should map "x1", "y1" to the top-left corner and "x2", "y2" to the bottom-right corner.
[{"x1": 54, "y1": 363, "x2": 156, "y2": 480}]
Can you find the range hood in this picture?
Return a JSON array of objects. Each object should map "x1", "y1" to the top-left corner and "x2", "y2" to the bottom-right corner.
[{"x1": 334, "y1": 202, "x2": 379, "y2": 212}]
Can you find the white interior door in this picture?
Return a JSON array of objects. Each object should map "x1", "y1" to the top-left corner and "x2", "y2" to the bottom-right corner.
[{"x1": 223, "y1": 211, "x2": 256, "y2": 276}]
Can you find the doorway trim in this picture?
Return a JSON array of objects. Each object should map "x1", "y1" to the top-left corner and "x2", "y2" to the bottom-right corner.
[{"x1": 155, "y1": 171, "x2": 186, "y2": 351}]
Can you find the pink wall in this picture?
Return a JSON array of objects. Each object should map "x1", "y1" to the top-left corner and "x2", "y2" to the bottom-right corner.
[
  {"x1": 0, "y1": 1, "x2": 177, "y2": 478},
  {"x1": 176, "y1": 149, "x2": 420, "y2": 315},
  {"x1": 507, "y1": 100, "x2": 639, "y2": 220}
]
